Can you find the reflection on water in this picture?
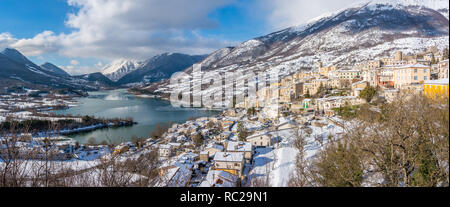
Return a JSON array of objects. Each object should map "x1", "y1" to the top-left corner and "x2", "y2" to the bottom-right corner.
[{"x1": 56, "y1": 89, "x2": 220, "y2": 144}]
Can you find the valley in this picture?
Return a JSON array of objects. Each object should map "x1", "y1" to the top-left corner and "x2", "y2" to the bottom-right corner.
[{"x1": 0, "y1": 0, "x2": 448, "y2": 188}]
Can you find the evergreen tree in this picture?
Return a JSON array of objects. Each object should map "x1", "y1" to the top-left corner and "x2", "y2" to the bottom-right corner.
[
  {"x1": 237, "y1": 122, "x2": 248, "y2": 142},
  {"x1": 359, "y1": 85, "x2": 377, "y2": 103},
  {"x1": 305, "y1": 90, "x2": 311, "y2": 98},
  {"x1": 314, "y1": 141, "x2": 364, "y2": 187},
  {"x1": 443, "y1": 47, "x2": 449, "y2": 60},
  {"x1": 431, "y1": 54, "x2": 437, "y2": 64},
  {"x1": 411, "y1": 140, "x2": 440, "y2": 187},
  {"x1": 193, "y1": 133, "x2": 203, "y2": 147}
]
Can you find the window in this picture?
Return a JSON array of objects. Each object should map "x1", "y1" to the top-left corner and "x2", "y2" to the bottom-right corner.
[
  {"x1": 424, "y1": 69, "x2": 427, "y2": 73},
  {"x1": 414, "y1": 69, "x2": 418, "y2": 73},
  {"x1": 414, "y1": 76, "x2": 418, "y2": 81},
  {"x1": 424, "y1": 76, "x2": 428, "y2": 80}
]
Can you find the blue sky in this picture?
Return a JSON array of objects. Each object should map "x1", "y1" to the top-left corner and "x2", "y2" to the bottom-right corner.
[
  {"x1": 0, "y1": 0, "x2": 73, "y2": 37},
  {"x1": 0, "y1": 0, "x2": 356, "y2": 75},
  {"x1": 0, "y1": 0, "x2": 265, "y2": 41}
]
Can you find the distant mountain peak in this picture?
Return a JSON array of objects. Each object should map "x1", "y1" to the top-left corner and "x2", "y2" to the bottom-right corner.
[
  {"x1": 116, "y1": 53, "x2": 207, "y2": 85},
  {"x1": 101, "y1": 59, "x2": 142, "y2": 81},
  {"x1": 367, "y1": 0, "x2": 449, "y2": 9},
  {"x1": 1, "y1": 48, "x2": 31, "y2": 64},
  {"x1": 1, "y1": 47, "x2": 21, "y2": 54},
  {"x1": 40, "y1": 62, "x2": 70, "y2": 77}
]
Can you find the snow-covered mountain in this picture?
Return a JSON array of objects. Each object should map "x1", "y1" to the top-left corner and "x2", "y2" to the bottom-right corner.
[
  {"x1": 102, "y1": 53, "x2": 207, "y2": 84},
  {"x1": 0, "y1": 48, "x2": 117, "y2": 90},
  {"x1": 367, "y1": 0, "x2": 449, "y2": 18},
  {"x1": 101, "y1": 59, "x2": 142, "y2": 81},
  {"x1": 147, "y1": 0, "x2": 449, "y2": 98},
  {"x1": 115, "y1": 53, "x2": 207, "y2": 85},
  {"x1": 0, "y1": 48, "x2": 204, "y2": 90},
  {"x1": 1, "y1": 48, "x2": 34, "y2": 65},
  {"x1": 1, "y1": 48, "x2": 68, "y2": 83}
]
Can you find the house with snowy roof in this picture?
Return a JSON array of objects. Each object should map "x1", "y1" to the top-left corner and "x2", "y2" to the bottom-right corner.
[
  {"x1": 392, "y1": 64, "x2": 431, "y2": 89},
  {"x1": 213, "y1": 152, "x2": 245, "y2": 177},
  {"x1": 204, "y1": 143, "x2": 225, "y2": 158},
  {"x1": 158, "y1": 165, "x2": 192, "y2": 187},
  {"x1": 226, "y1": 141, "x2": 253, "y2": 164},
  {"x1": 199, "y1": 170, "x2": 239, "y2": 187},
  {"x1": 246, "y1": 132, "x2": 273, "y2": 147},
  {"x1": 158, "y1": 144, "x2": 172, "y2": 158},
  {"x1": 424, "y1": 78, "x2": 449, "y2": 100}
]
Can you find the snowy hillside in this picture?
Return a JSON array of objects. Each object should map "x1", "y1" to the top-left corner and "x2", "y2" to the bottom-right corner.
[
  {"x1": 149, "y1": 0, "x2": 449, "y2": 97},
  {"x1": 116, "y1": 53, "x2": 206, "y2": 85},
  {"x1": 101, "y1": 59, "x2": 142, "y2": 81}
]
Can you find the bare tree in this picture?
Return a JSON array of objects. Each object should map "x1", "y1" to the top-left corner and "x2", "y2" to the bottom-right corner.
[
  {"x1": 289, "y1": 127, "x2": 317, "y2": 187},
  {"x1": 0, "y1": 122, "x2": 32, "y2": 187},
  {"x1": 290, "y1": 93, "x2": 449, "y2": 187}
]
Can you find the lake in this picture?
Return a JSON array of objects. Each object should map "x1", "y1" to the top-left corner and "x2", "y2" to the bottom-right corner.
[{"x1": 56, "y1": 89, "x2": 220, "y2": 144}]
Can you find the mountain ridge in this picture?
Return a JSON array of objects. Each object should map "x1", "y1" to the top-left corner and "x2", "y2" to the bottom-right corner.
[
  {"x1": 0, "y1": 48, "x2": 117, "y2": 90},
  {"x1": 40, "y1": 62, "x2": 71, "y2": 77},
  {"x1": 115, "y1": 53, "x2": 207, "y2": 85},
  {"x1": 147, "y1": 0, "x2": 449, "y2": 97}
]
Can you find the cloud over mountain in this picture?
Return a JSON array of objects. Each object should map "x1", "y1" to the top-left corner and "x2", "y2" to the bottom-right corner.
[
  {"x1": 261, "y1": 0, "x2": 358, "y2": 30},
  {"x1": 1, "y1": 0, "x2": 237, "y2": 60}
]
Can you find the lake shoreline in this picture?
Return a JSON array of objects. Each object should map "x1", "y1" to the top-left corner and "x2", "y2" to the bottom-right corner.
[{"x1": 54, "y1": 89, "x2": 221, "y2": 144}]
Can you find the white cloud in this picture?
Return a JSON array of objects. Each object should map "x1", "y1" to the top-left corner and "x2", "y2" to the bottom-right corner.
[
  {"x1": 0, "y1": 33, "x2": 18, "y2": 51},
  {"x1": 10, "y1": 31, "x2": 62, "y2": 56},
  {"x1": 63, "y1": 65, "x2": 74, "y2": 70},
  {"x1": 59, "y1": 65, "x2": 98, "y2": 75},
  {"x1": 60, "y1": 59, "x2": 109, "y2": 75},
  {"x1": 261, "y1": 0, "x2": 360, "y2": 30},
  {"x1": 1, "y1": 0, "x2": 364, "y2": 65},
  {"x1": 2, "y1": 0, "x2": 237, "y2": 61},
  {"x1": 70, "y1": 59, "x2": 80, "y2": 65},
  {"x1": 95, "y1": 61, "x2": 103, "y2": 68}
]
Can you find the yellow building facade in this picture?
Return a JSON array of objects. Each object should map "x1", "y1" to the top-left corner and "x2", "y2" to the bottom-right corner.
[{"x1": 424, "y1": 78, "x2": 449, "y2": 100}]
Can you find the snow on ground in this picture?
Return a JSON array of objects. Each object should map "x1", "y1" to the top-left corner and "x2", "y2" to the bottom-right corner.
[
  {"x1": 271, "y1": 147, "x2": 298, "y2": 187},
  {"x1": 0, "y1": 159, "x2": 101, "y2": 177},
  {"x1": 248, "y1": 147, "x2": 275, "y2": 185},
  {"x1": 248, "y1": 146, "x2": 298, "y2": 187},
  {"x1": 248, "y1": 117, "x2": 344, "y2": 186}
]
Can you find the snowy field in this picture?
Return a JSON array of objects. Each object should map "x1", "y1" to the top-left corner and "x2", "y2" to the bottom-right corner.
[{"x1": 248, "y1": 118, "x2": 344, "y2": 186}]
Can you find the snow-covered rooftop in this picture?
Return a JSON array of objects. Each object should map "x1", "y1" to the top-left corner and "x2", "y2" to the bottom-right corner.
[
  {"x1": 168, "y1": 142, "x2": 182, "y2": 147},
  {"x1": 213, "y1": 152, "x2": 244, "y2": 162},
  {"x1": 425, "y1": 78, "x2": 449, "y2": 85},
  {"x1": 159, "y1": 144, "x2": 172, "y2": 149},
  {"x1": 206, "y1": 143, "x2": 224, "y2": 151},
  {"x1": 226, "y1": 141, "x2": 253, "y2": 152},
  {"x1": 199, "y1": 170, "x2": 238, "y2": 187},
  {"x1": 393, "y1": 64, "x2": 431, "y2": 69}
]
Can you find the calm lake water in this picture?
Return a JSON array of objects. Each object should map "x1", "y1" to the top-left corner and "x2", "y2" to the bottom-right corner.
[{"x1": 56, "y1": 89, "x2": 220, "y2": 144}]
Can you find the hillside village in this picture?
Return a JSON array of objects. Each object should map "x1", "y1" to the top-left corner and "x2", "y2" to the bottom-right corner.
[
  {"x1": 0, "y1": 0, "x2": 449, "y2": 189},
  {"x1": 0, "y1": 45, "x2": 448, "y2": 187},
  {"x1": 117, "y1": 47, "x2": 450, "y2": 187}
]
